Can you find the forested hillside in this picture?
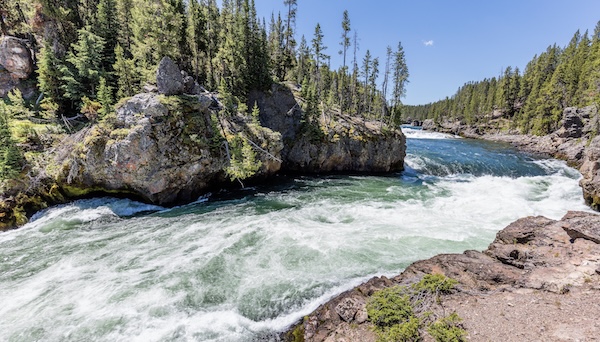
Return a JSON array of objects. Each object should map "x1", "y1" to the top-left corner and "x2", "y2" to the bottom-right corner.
[
  {"x1": 405, "y1": 24, "x2": 600, "y2": 136},
  {"x1": 0, "y1": 0, "x2": 409, "y2": 181}
]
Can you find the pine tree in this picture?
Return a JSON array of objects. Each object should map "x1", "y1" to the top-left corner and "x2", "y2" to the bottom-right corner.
[
  {"x1": 187, "y1": 0, "x2": 207, "y2": 83},
  {"x1": 579, "y1": 21, "x2": 600, "y2": 105},
  {"x1": 339, "y1": 10, "x2": 351, "y2": 111},
  {"x1": 95, "y1": 0, "x2": 119, "y2": 70},
  {"x1": 78, "y1": 0, "x2": 100, "y2": 27},
  {"x1": 113, "y1": 44, "x2": 138, "y2": 98},
  {"x1": 391, "y1": 42, "x2": 409, "y2": 124},
  {"x1": 205, "y1": 0, "x2": 221, "y2": 90},
  {"x1": 369, "y1": 57, "x2": 380, "y2": 115},
  {"x1": 296, "y1": 35, "x2": 310, "y2": 84},
  {"x1": 97, "y1": 76, "x2": 113, "y2": 118},
  {"x1": 282, "y1": 0, "x2": 297, "y2": 78},
  {"x1": 60, "y1": 26, "x2": 106, "y2": 105},
  {"x1": 0, "y1": 104, "x2": 22, "y2": 181},
  {"x1": 361, "y1": 50, "x2": 372, "y2": 112},
  {"x1": 116, "y1": 0, "x2": 133, "y2": 54},
  {"x1": 37, "y1": 41, "x2": 65, "y2": 116},
  {"x1": 380, "y1": 46, "x2": 392, "y2": 124},
  {"x1": 130, "y1": 0, "x2": 184, "y2": 82},
  {"x1": 311, "y1": 23, "x2": 328, "y2": 99},
  {"x1": 350, "y1": 30, "x2": 359, "y2": 114},
  {"x1": 268, "y1": 12, "x2": 285, "y2": 81}
]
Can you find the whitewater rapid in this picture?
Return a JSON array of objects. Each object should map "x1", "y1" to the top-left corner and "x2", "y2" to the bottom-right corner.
[{"x1": 0, "y1": 128, "x2": 592, "y2": 341}]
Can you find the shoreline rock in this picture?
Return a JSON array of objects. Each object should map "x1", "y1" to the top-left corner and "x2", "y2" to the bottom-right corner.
[{"x1": 282, "y1": 211, "x2": 600, "y2": 341}]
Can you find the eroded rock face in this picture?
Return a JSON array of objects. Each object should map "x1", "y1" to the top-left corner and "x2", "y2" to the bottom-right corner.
[
  {"x1": 0, "y1": 36, "x2": 34, "y2": 97},
  {"x1": 51, "y1": 93, "x2": 283, "y2": 205},
  {"x1": 579, "y1": 136, "x2": 600, "y2": 209},
  {"x1": 285, "y1": 124, "x2": 405, "y2": 173},
  {"x1": 252, "y1": 84, "x2": 406, "y2": 173}
]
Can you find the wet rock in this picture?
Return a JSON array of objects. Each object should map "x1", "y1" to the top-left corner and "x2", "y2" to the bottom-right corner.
[
  {"x1": 422, "y1": 119, "x2": 437, "y2": 130},
  {"x1": 156, "y1": 56, "x2": 184, "y2": 96}
]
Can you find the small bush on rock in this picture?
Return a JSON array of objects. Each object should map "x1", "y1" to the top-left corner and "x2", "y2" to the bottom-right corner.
[{"x1": 367, "y1": 274, "x2": 466, "y2": 342}]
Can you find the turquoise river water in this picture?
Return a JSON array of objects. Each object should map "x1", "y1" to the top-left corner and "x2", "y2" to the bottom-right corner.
[{"x1": 0, "y1": 127, "x2": 592, "y2": 341}]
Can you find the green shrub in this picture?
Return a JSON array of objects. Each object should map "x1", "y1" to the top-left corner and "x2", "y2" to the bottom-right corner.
[
  {"x1": 377, "y1": 316, "x2": 420, "y2": 342},
  {"x1": 427, "y1": 313, "x2": 467, "y2": 342},
  {"x1": 367, "y1": 286, "x2": 413, "y2": 328},
  {"x1": 413, "y1": 274, "x2": 458, "y2": 295},
  {"x1": 367, "y1": 274, "x2": 464, "y2": 342}
]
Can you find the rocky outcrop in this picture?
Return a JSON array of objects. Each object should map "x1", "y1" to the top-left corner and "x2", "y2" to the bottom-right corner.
[
  {"x1": 284, "y1": 116, "x2": 405, "y2": 173},
  {"x1": 250, "y1": 83, "x2": 406, "y2": 174},
  {"x1": 422, "y1": 118, "x2": 436, "y2": 131},
  {"x1": 1, "y1": 76, "x2": 406, "y2": 230},
  {"x1": 580, "y1": 136, "x2": 600, "y2": 209},
  {"x1": 0, "y1": 36, "x2": 35, "y2": 98},
  {"x1": 283, "y1": 211, "x2": 600, "y2": 341},
  {"x1": 156, "y1": 56, "x2": 185, "y2": 96},
  {"x1": 47, "y1": 92, "x2": 283, "y2": 205}
]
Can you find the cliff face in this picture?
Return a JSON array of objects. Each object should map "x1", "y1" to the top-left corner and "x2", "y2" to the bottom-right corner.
[
  {"x1": 250, "y1": 83, "x2": 406, "y2": 174},
  {"x1": 284, "y1": 115, "x2": 405, "y2": 173},
  {"x1": 283, "y1": 211, "x2": 600, "y2": 341}
]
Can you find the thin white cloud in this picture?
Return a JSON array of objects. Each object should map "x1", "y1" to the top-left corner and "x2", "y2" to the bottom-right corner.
[{"x1": 423, "y1": 40, "x2": 434, "y2": 47}]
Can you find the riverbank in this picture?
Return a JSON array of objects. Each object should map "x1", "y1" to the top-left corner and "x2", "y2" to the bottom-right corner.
[
  {"x1": 281, "y1": 110, "x2": 600, "y2": 341},
  {"x1": 282, "y1": 211, "x2": 600, "y2": 341},
  {"x1": 421, "y1": 105, "x2": 600, "y2": 210}
]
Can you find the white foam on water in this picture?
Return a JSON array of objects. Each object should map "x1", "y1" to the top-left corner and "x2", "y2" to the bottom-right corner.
[
  {"x1": 0, "y1": 152, "x2": 593, "y2": 341},
  {"x1": 402, "y1": 127, "x2": 460, "y2": 140}
]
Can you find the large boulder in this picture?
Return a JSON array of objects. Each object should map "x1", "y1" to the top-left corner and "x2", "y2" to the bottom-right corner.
[
  {"x1": 421, "y1": 119, "x2": 437, "y2": 131},
  {"x1": 50, "y1": 93, "x2": 283, "y2": 205},
  {"x1": 156, "y1": 56, "x2": 185, "y2": 96},
  {"x1": 556, "y1": 107, "x2": 585, "y2": 138},
  {"x1": 0, "y1": 36, "x2": 34, "y2": 97}
]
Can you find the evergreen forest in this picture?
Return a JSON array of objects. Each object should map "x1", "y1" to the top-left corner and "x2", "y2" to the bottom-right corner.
[
  {"x1": 1, "y1": 0, "x2": 409, "y2": 124},
  {"x1": 405, "y1": 24, "x2": 600, "y2": 136},
  {"x1": 0, "y1": 0, "x2": 410, "y2": 181}
]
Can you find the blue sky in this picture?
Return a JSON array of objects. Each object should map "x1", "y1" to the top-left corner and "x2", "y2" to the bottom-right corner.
[{"x1": 254, "y1": 1, "x2": 600, "y2": 105}]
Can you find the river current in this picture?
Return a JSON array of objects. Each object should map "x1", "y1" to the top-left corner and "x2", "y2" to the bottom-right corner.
[{"x1": 0, "y1": 128, "x2": 591, "y2": 341}]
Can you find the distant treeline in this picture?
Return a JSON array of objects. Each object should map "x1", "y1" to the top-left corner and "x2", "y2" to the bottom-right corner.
[{"x1": 404, "y1": 23, "x2": 600, "y2": 135}]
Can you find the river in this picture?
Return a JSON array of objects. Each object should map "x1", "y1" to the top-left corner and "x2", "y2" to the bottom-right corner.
[{"x1": 0, "y1": 128, "x2": 591, "y2": 341}]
